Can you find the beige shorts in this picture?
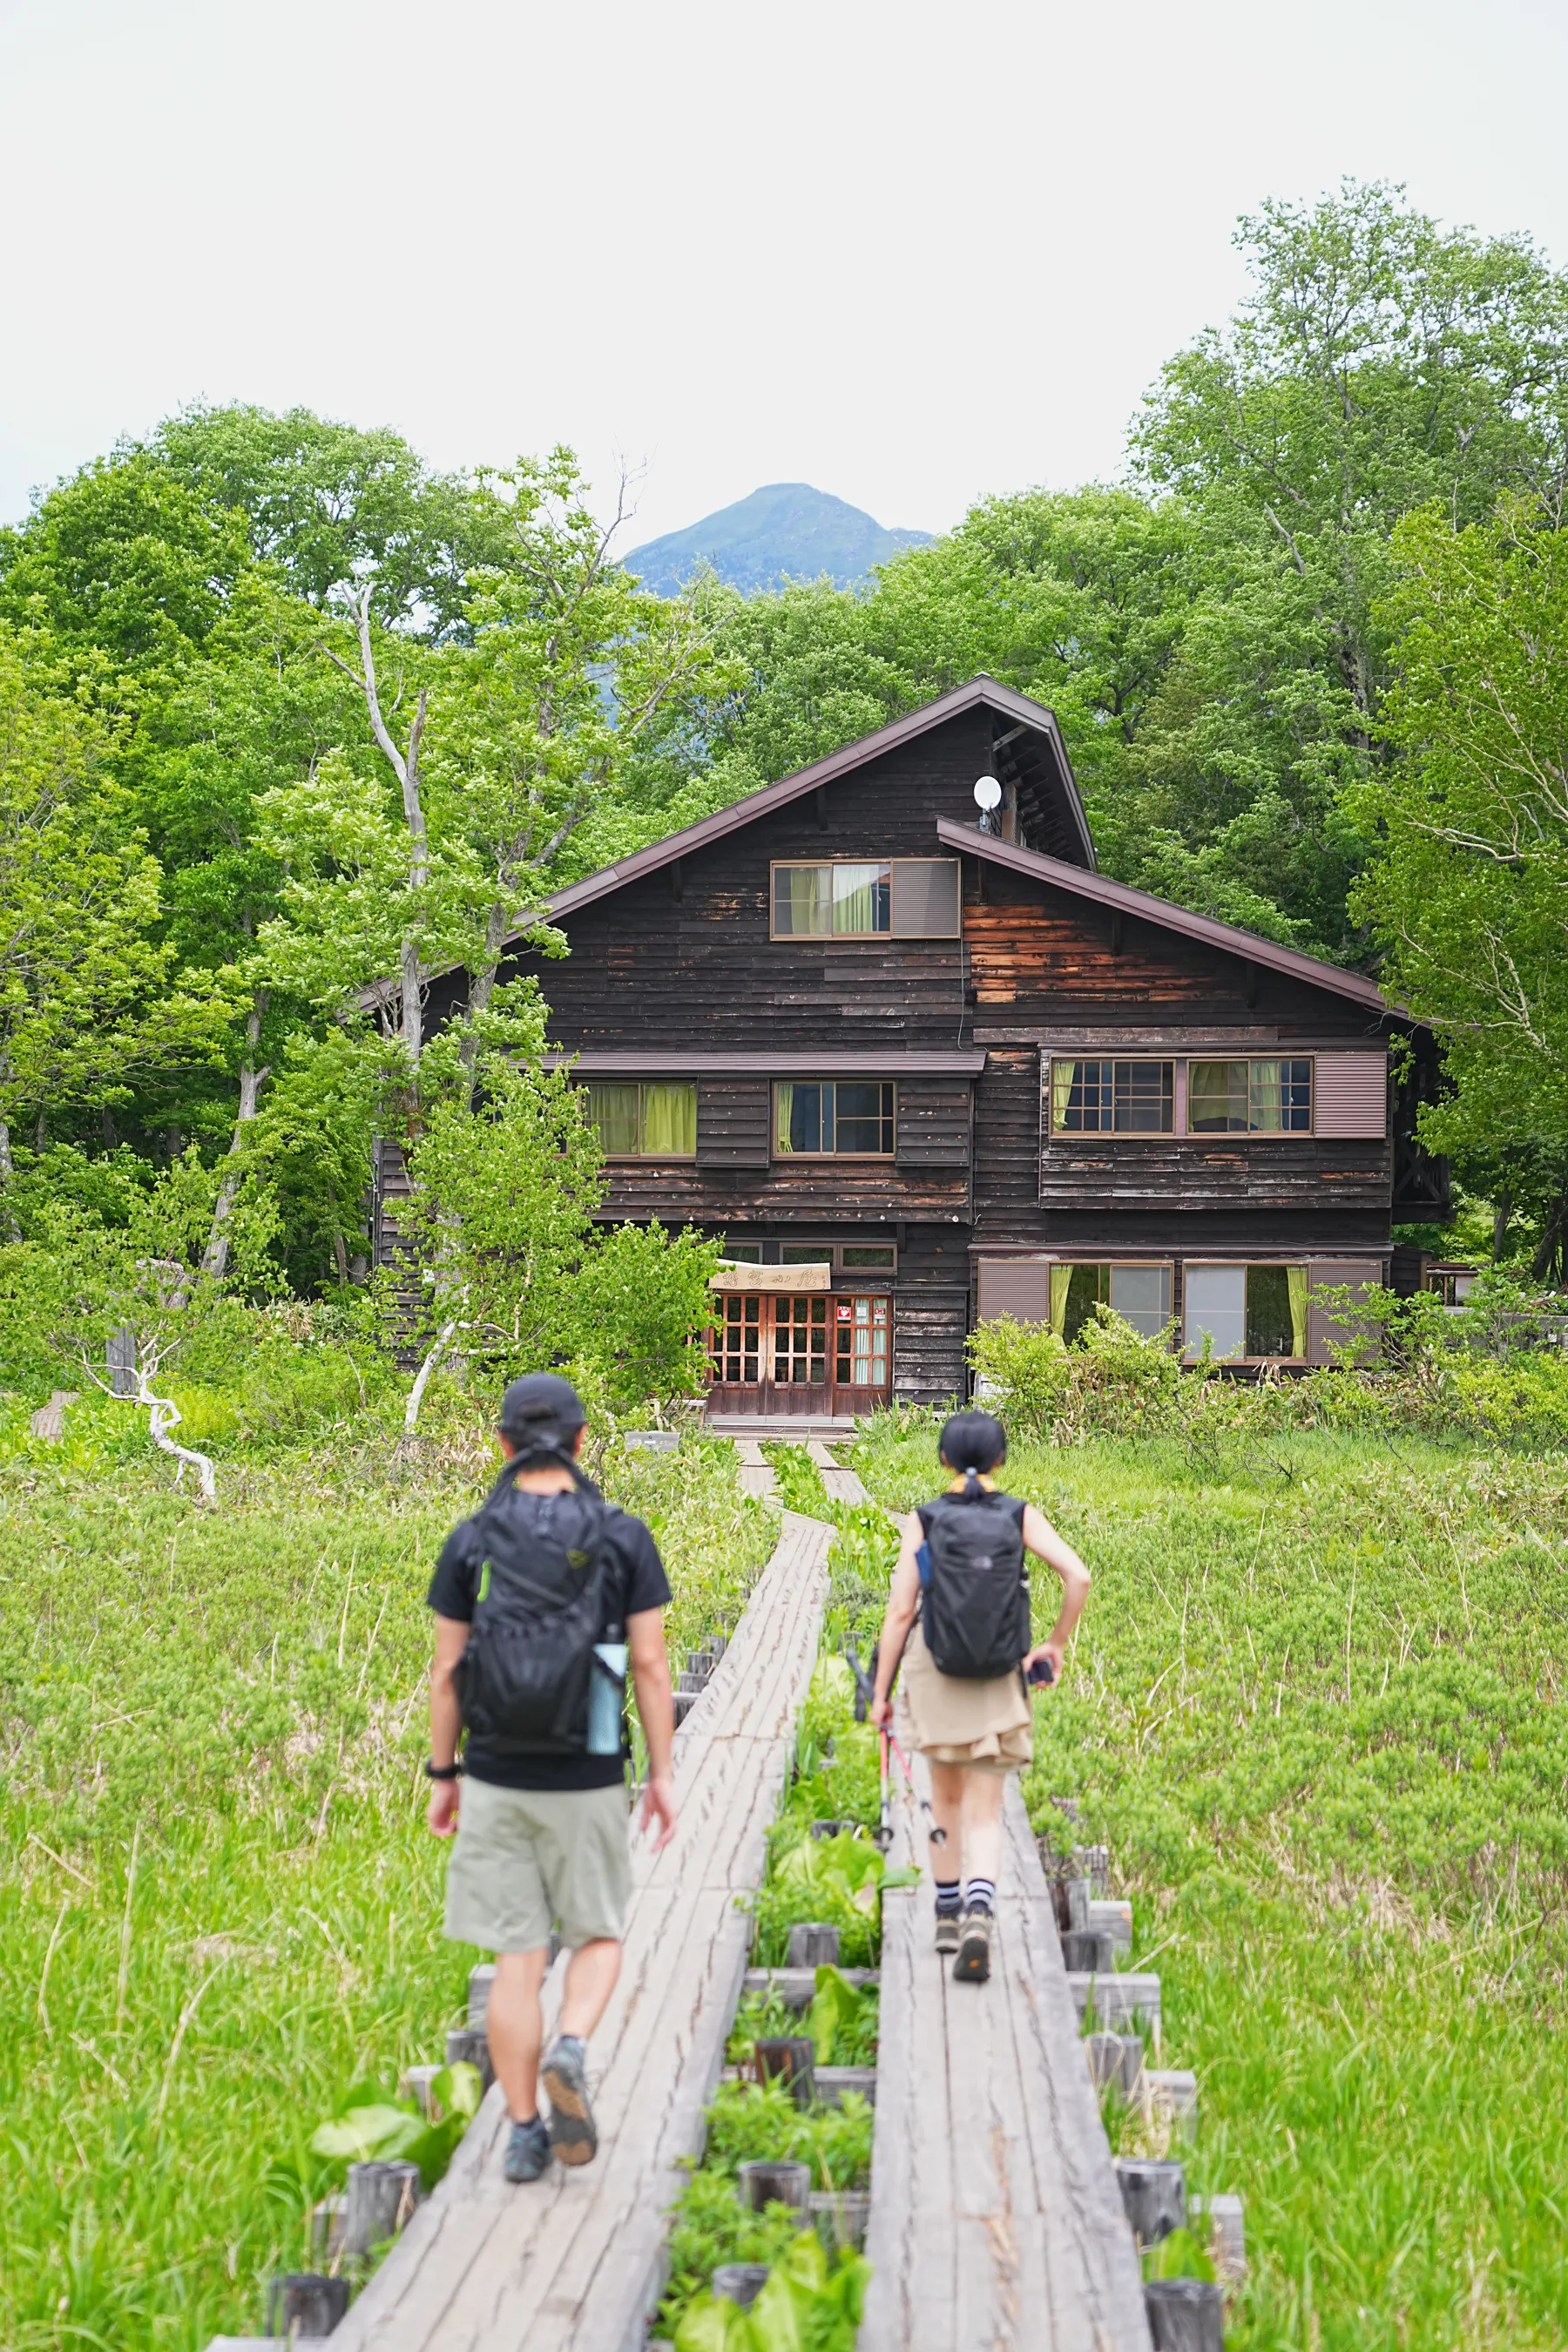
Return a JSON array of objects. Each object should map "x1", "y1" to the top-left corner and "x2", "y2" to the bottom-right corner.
[
  {"x1": 898, "y1": 1619, "x2": 1034, "y2": 1774},
  {"x1": 443, "y1": 1776, "x2": 632, "y2": 1952}
]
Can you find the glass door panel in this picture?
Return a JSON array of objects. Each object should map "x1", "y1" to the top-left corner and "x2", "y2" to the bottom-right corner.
[
  {"x1": 834, "y1": 1294, "x2": 891, "y2": 1400},
  {"x1": 773, "y1": 1294, "x2": 828, "y2": 1386},
  {"x1": 711, "y1": 1293, "x2": 763, "y2": 1386}
]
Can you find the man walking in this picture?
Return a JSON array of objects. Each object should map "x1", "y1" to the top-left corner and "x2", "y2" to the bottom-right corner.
[{"x1": 425, "y1": 1373, "x2": 679, "y2": 2183}]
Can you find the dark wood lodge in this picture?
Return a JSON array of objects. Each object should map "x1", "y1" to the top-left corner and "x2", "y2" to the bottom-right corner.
[{"x1": 412, "y1": 680, "x2": 1445, "y2": 1418}]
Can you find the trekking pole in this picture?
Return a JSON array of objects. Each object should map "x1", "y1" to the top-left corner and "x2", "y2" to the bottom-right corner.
[
  {"x1": 847, "y1": 1641, "x2": 946, "y2": 1848},
  {"x1": 875, "y1": 1724, "x2": 893, "y2": 1851},
  {"x1": 884, "y1": 1726, "x2": 946, "y2": 1847}
]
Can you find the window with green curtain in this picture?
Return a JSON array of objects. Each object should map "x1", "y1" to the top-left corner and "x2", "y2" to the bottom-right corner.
[
  {"x1": 831, "y1": 863, "x2": 890, "y2": 935},
  {"x1": 639, "y1": 1083, "x2": 696, "y2": 1156},
  {"x1": 1249, "y1": 1059, "x2": 1285, "y2": 1132},
  {"x1": 1049, "y1": 1264, "x2": 1072, "y2": 1336},
  {"x1": 1245, "y1": 1265, "x2": 1296, "y2": 1356},
  {"x1": 1051, "y1": 1061, "x2": 1078, "y2": 1132},
  {"x1": 774, "y1": 866, "x2": 831, "y2": 935},
  {"x1": 774, "y1": 1081, "x2": 796, "y2": 1153},
  {"x1": 1287, "y1": 1265, "x2": 1309, "y2": 1357},
  {"x1": 585, "y1": 1082, "x2": 639, "y2": 1155},
  {"x1": 1188, "y1": 1060, "x2": 1248, "y2": 1132}
]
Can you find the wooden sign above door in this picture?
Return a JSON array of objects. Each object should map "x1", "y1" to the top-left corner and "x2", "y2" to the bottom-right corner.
[{"x1": 710, "y1": 1261, "x2": 832, "y2": 1292}]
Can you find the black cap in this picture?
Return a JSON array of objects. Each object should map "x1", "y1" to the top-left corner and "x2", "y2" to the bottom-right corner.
[{"x1": 499, "y1": 1371, "x2": 587, "y2": 1442}]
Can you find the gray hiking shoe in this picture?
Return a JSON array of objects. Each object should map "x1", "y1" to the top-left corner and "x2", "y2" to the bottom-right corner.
[
  {"x1": 504, "y1": 2114, "x2": 551, "y2": 2184},
  {"x1": 541, "y1": 2034, "x2": 598, "y2": 2166},
  {"x1": 952, "y1": 1909, "x2": 992, "y2": 1984},
  {"x1": 935, "y1": 1909, "x2": 962, "y2": 1956}
]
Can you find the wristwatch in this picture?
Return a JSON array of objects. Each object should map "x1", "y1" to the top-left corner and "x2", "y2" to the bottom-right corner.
[{"x1": 424, "y1": 1759, "x2": 462, "y2": 1781}]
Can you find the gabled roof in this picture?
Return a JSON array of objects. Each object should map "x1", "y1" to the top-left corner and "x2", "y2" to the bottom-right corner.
[
  {"x1": 541, "y1": 678, "x2": 1092, "y2": 930},
  {"x1": 933, "y1": 819, "x2": 1392, "y2": 1015}
]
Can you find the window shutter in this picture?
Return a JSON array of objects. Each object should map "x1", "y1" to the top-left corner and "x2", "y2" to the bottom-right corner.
[
  {"x1": 976, "y1": 1258, "x2": 1051, "y2": 1325},
  {"x1": 891, "y1": 859, "x2": 961, "y2": 937},
  {"x1": 1307, "y1": 1259, "x2": 1382, "y2": 1364},
  {"x1": 696, "y1": 1081, "x2": 770, "y2": 1168},
  {"x1": 1314, "y1": 1054, "x2": 1387, "y2": 1137}
]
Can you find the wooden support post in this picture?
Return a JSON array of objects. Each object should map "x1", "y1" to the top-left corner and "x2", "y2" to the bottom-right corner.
[
  {"x1": 753, "y1": 2036, "x2": 815, "y2": 2107},
  {"x1": 1062, "y1": 1927, "x2": 1115, "y2": 1972},
  {"x1": 1091, "y1": 1897, "x2": 1133, "y2": 1951},
  {"x1": 1146, "y1": 2068, "x2": 1198, "y2": 2135},
  {"x1": 787, "y1": 1922, "x2": 840, "y2": 1966},
  {"x1": 466, "y1": 1964, "x2": 494, "y2": 2027},
  {"x1": 444, "y1": 2027, "x2": 494, "y2": 2092},
  {"x1": 1144, "y1": 2278, "x2": 1225, "y2": 2350},
  {"x1": 809, "y1": 2189, "x2": 869, "y2": 2251},
  {"x1": 1084, "y1": 2031, "x2": 1145, "y2": 2102},
  {"x1": 265, "y1": 2276, "x2": 349, "y2": 2338},
  {"x1": 736, "y1": 2159, "x2": 810, "y2": 2214},
  {"x1": 1113, "y1": 2158, "x2": 1186, "y2": 2248},
  {"x1": 713, "y1": 2266, "x2": 770, "y2": 2309},
  {"x1": 343, "y1": 2161, "x2": 422, "y2": 2258},
  {"x1": 1189, "y1": 2192, "x2": 1246, "y2": 2279}
]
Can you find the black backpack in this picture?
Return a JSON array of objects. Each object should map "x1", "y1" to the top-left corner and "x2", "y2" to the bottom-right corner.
[
  {"x1": 453, "y1": 1460, "x2": 622, "y2": 1756},
  {"x1": 917, "y1": 1483, "x2": 1030, "y2": 1680}
]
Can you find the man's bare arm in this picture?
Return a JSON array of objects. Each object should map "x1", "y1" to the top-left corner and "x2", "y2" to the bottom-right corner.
[
  {"x1": 427, "y1": 1613, "x2": 468, "y2": 1835},
  {"x1": 628, "y1": 1605, "x2": 679, "y2": 1850}
]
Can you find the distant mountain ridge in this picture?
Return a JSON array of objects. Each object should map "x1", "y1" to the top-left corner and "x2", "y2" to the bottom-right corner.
[{"x1": 623, "y1": 482, "x2": 934, "y2": 594}]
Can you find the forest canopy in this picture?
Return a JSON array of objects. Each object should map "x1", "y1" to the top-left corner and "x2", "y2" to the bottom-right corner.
[{"x1": 3, "y1": 178, "x2": 1567, "y2": 1292}]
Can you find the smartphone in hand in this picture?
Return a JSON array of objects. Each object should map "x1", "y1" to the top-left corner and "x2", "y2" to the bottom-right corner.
[{"x1": 1026, "y1": 1656, "x2": 1055, "y2": 1687}]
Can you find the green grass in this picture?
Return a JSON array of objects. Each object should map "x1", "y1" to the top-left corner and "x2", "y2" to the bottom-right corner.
[
  {"x1": 852, "y1": 1411, "x2": 1568, "y2": 2350},
  {"x1": 0, "y1": 1405, "x2": 773, "y2": 2352}
]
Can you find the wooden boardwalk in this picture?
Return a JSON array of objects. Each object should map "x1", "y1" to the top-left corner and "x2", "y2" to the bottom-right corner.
[
  {"x1": 859, "y1": 1781, "x2": 1151, "y2": 2352},
  {"x1": 329, "y1": 1511, "x2": 833, "y2": 2352}
]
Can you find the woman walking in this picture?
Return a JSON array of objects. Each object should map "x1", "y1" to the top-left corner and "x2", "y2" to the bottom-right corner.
[{"x1": 869, "y1": 1408, "x2": 1090, "y2": 1984}]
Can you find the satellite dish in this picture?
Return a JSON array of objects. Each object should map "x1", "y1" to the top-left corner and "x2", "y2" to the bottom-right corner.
[{"x1": 973, "y1": 776, "x2": 1002, "y2": 812}]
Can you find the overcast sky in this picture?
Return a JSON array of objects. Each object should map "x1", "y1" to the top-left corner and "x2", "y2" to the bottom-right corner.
[{"x1": 3, "y1": 0, "x2": 1568, "y2": 549}]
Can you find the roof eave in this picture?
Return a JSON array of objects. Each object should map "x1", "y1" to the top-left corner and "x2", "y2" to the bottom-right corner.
[
  {"x1": 538, "y1": 677, "x2": 1092, "y2": 932},
  {"x1": 935, "y1": 818, "x2": 1396, "y2": 1016}
]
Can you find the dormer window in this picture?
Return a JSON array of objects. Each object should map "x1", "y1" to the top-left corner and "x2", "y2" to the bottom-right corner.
[{"x1": 771, "y1": 859, "x2": 960, "y2": 938}]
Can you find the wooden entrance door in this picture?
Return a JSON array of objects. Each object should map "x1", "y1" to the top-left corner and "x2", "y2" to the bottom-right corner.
[
  {"x1": 832, "y1": 1293, "x2": 892, "y2": 1416},
  {"x1": 708, "y1": 1290, "x2": 889, "y2": 1416}
]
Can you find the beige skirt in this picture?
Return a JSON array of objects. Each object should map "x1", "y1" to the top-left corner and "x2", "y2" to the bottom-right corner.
[{"x1": 897, "y1": 1618, "x2": 1033, "y2": 1774}]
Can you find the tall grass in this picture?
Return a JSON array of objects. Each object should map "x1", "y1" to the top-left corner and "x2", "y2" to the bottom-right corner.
[
  {"x1": 852, "y1": 1410, "x2": 1568, "y2": 2349},
  {"x1": 0, "y1": 1400, "x2": 773, "y2": 2352}
]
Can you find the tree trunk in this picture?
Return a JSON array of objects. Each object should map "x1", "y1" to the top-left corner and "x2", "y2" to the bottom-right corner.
[
  {"x1": 176, "y1": 993, "x2": 271, "y2": 1304},
  {"x1": 1531, "y1": 1198, "x2": 1566, "y2": 1285},
  {"x1": 458, "y1": 899, "x2": 514, "y2": 1103},
  {"x1": 1492, "y1": 1187, "x2": 1512, "y2": 1262},
  {"x1": 0, "y1": 1118, "x2": 16, "y2": 1241},
  {"x1": 328, "y1": 594, "x2": 430, "y2": 1077},
  {"x1": 404, "y1": 1318, "x2": 458, "y2": 1434}
]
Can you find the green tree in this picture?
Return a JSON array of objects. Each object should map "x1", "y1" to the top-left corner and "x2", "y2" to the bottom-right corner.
[
  {"x1": 0, "y1": 628, "x2": 224, "y2": 1213},
  {"x1": 152, "y1": 402, "x2": 512, "y2": 632},
  {"x1": 1352, "y1": 493, "x2": 1568, "y2": 1269}
]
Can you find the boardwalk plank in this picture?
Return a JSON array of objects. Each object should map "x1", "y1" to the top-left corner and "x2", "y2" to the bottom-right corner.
[
  {"x1": 330, "y1": 1512, "x2": 832, "y2": 2352},
  {"x1": 858, "y1": 1776, "x2": 1150, "y2": 2352}
]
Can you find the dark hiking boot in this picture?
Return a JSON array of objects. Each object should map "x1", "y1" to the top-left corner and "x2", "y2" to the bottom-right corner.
[
  {"x1": 952, "y1": 1910, "x2": 992, "y2": 1984},
  {"x1": 541, "y1": 2034, "x2": 598, "y2": 2166},
  {"x1": 935, "y1": 1909, "x2": 962, "y2": 1956},
  {"x1": 504, "y1": 2113, "x2": 551, "y2": 2184}
]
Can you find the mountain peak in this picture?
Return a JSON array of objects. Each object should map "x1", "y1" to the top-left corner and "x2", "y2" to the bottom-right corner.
[{"x1": 624, "y1": 482, "x2": 933, "y2": 595}]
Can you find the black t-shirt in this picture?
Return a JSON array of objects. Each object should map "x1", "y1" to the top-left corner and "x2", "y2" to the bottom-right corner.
[{"x1": 427, "y1": 1493, "x2": 672, "y2": 1791}]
